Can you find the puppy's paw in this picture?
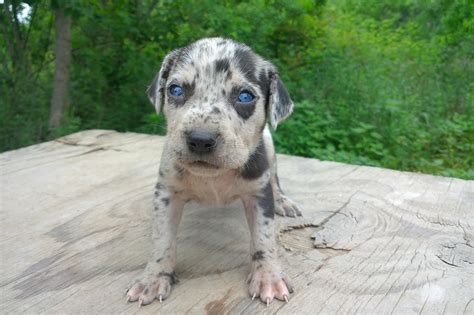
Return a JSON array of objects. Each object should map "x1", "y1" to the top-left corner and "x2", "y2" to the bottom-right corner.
[
  {"x1": 248, "y1": 262, "x2": 294, "y2": 305},
  {"x1": 275, "y1": 194, "x2": 302, "y2": 217},
  {"x1": 126, "y1": 271, "x2": 177, "y2": 306}
]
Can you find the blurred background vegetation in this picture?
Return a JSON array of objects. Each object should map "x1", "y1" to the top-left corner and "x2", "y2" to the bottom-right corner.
[{"x1": 1, "y1": 0, "x2": 473, "y2": 179}]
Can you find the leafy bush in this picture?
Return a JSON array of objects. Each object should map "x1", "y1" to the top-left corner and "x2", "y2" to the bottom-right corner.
[{"x1": 273, "y1": 1, "x2": 473, "y2": 179}]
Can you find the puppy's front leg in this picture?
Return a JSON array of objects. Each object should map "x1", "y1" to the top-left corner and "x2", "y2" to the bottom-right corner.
[
  {"x1": 126, "y1": 182, "x2": 185, "y2": 305},
  {"x1": 242, "y1": 181, "x2": 293, "y2": 305}
]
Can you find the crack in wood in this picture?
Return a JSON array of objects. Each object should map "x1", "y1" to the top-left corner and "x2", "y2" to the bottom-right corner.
[{"x1": 55, "y1": 139, "x2": 126, "y2": 152}]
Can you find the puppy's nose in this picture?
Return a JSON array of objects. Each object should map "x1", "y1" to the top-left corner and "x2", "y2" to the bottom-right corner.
[{"x1": 186, "y1": 130, "x2": 218, "y2": 154}]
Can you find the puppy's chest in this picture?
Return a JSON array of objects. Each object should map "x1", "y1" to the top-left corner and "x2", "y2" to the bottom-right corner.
[{"x1": 175, "y1": 172, "x2": 257, "y2": 206}]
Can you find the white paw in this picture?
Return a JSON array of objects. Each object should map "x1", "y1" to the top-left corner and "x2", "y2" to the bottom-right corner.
[
  {"x1": 248, "y1": 262, "x2": 293, "y2": 305},
  {"x1": 275, "y1": 194, "x2": 302, "y2": 217},
  {"x1": 126, "y1": 271, "x2": 177, "y2": 306}
]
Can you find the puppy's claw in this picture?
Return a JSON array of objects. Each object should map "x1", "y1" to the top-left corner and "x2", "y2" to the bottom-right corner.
[
  {"x1": 159, "y1": 295, "x2": 163, "y2": 304},
  {"x1": 284, "y1": 295, "x2": 289, "y2": 303},
  {"x1": 138, "y1": 298, "x2": 143, "y2": 308},
  {"x1": 266, "y1": 298, "x2": 270, "y2": 307},
  {"x1": 252, "y1": 293, "x2": 256, "y2": 301}
]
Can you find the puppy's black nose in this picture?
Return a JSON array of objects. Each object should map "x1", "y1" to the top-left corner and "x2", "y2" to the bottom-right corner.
[{"x1": 186, "y1": 130, "x2": 218, "y2": 154}]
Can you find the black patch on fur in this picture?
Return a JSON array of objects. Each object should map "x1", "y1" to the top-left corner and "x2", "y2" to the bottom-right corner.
[
  {"x1": 226, "y1": 70, "x2": 233, "y2": 81},
  {"x1": 257, "y1": 181, "x2": 275, "y2": 219},
  {"x1": 156, "y1": 257, "x2": 163, "y2": 263},
  {"x1": 258, "y1": 70, "x2": 271, "y2": 125},
  {"x1": 155, "y1": 182, "x2": 164, "y2": 190},
  {"x1": 158, "y1": 271, "x2": 178, "y2": 285},
  {"x1": 212, "y1": 107, "x2": 221, "y2": 114},
  {"x1": 241, "y1": 138, "x2": 269, "y2": 179},
  {"x1": 215, "y1": 59, "x2": 230, "y2": 73},
  {"x1": 161, "y1": 197, "x2": 170, "y2": 206},
  {"x1": 258, "y1": 70, "x2": 270, "y2": 103},
  {"x1": 276, "y1": 77, "x2": 291, "y2": 108},
  {"x1": 158, "y1": 87, "x2": 164, "y2": 99},
  {"x1": 252, "y1": 250, "x2": 265, "y2": 261},
  {"x1": 233, "y1": 48, "x2": 258, "y2": 84},
  {"x1": 230, "y1": 86, "x2": 256, "y2": 120},
  {"x1": 183, "y1": 80, "x2": 196, "y2": 99}
]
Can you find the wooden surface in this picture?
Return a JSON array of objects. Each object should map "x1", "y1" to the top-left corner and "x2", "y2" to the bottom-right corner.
[{"x1": 1, "y1": 129, "x2": 473, "y2": 314}]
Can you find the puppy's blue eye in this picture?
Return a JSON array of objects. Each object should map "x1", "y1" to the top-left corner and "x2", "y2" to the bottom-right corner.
[
  {"x1": 238, "y1": 91, "x2": 254, "y2": 103},
  {"x1": 169, "y1": 85, "x2": 183, "y2": 97}
]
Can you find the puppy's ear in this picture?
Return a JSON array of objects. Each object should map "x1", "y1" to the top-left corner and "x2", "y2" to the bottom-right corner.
[
  {"x1": 266, "y1": 70, "x2": 294, "y2": 130},
  {"x1": 146, "y1": 49, "x2": 181, "y2": 114}
]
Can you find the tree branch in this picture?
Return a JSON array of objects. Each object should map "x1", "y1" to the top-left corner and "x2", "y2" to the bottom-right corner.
[
  {"x1": 32, "y1": 12, "x2": 53, "y2": 81},
  {"x1": 6, "y1": 0, "x2": 23, "y2": 48},
  {"x1": 0, "y1": 11, "x2": 16, "y2": 65},
  {"x1": 23, "y1": 2, "x2": 38, "y2": 53}
]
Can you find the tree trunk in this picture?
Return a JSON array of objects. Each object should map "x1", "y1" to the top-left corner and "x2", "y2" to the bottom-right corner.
[{"x1": 48, "y1": 8, "x2": 71, "y2": 132}]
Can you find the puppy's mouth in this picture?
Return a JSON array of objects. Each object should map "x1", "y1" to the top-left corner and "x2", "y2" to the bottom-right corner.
[
  {"x1": 187, "y1": 160, "x2": 219, "y2": 169},
  {"x1": 179, "y1": 159, "x2": 227, "y2": 177}
]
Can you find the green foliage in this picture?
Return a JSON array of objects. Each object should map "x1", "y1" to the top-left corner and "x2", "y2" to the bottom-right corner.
[
  {"x1": 1, "y1": 0, "x2": 472, "y2": 179},
  {"x1": 274, "y1": 1, "x2": 473, "y2": 179}
]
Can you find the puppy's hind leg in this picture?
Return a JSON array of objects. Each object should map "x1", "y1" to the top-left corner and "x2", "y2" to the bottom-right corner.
[{"x1": 272, "y1": 173, "x2": 302, "y2": 217}]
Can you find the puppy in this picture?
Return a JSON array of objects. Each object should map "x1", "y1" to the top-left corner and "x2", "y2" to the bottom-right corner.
[{"x1": 126, "y1": 37, "x2": 302, "y2": 306}]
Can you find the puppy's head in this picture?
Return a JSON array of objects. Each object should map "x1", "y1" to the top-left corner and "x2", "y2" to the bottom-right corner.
[{"x1": 147, "y1": 38, "x2": 293, "y2": 176}]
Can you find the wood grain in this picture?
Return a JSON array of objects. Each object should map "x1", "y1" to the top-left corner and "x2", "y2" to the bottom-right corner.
[{"x1": 1, "y1": 130, "x2": 473, "y2": 314}]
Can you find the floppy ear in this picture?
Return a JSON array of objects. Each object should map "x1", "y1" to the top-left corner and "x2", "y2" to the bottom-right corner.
[
  {"x1": 267, "y1": 71, "x2": 294, "y2": 130},
  {"x1": 146, "y1": 49, "x2": 181, "y2": 114}
]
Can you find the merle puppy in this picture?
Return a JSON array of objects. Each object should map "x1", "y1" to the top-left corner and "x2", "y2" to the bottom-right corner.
[{"x1": 126, "y1": 37, "x2": 302, "y2": 306}]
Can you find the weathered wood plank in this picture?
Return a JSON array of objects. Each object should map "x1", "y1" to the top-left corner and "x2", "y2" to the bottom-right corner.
[{"x1": 1, "y1": 130, "x2": 473, "y2": 314}]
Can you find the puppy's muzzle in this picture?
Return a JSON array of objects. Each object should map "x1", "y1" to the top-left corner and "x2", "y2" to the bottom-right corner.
[{"x1": 186, "y1": 130, "x2": 219, "y2": 154}]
